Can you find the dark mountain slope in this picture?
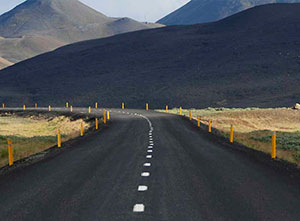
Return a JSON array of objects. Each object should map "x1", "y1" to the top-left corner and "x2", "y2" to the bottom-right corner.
[
  {"x1": 0, "y1": 3, "x2": 300, "y2": 108},
  {"x1": 158, "y1": 0, "x2": 300, "y2": 25},
  {"x1": 0, "y1": 0, "x2": 162, "y2": 69}
]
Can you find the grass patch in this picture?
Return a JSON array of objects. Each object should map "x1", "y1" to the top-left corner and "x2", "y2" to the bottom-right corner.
[
  {"x1": 159, "y1": 107, "x2": 300, "y2": 166},
  {"x1": 0, "y1": 114, "x2": 90, "y2": 168}
]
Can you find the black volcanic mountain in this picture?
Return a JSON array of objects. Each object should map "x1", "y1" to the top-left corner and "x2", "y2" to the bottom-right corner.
[
  {"x1": 158, "y1": 0, "x2": 300, "y2": 25},
  {"x1": 1, "y1": 3, "x2": 300, "y2": 108},
  {"x1": 0, "y1": 0, "x2": 162, "y2": 68}
]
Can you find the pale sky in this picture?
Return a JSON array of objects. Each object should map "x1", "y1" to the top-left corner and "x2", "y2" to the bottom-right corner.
[{"x1": 0, "y1": 0, "x2": 190, "y2": 22}]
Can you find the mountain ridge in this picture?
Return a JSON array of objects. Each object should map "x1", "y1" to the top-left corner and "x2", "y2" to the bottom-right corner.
[
  {"x1": 1, "y1": 3, "x2": 299, "y2": 108},
  {"x1": 0, "y1": 0, "x2": 162, "y2": 69},
  {"x1": 158, "y1": 0, "x2": 300, "y2": 25}
]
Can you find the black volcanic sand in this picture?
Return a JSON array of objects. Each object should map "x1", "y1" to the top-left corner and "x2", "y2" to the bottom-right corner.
[{"x1": 1, "y1": 4, "x2": 300, "y2": 108}]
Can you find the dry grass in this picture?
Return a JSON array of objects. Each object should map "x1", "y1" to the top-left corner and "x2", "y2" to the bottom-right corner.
[
  {"x1": 0, "y1": 114, "x2": 90, "y2": 167},
  {"x1": 158, "y1": 107, "x2": 300, "y2": 166}
]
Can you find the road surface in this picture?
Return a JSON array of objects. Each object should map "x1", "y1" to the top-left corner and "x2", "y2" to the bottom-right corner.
[{"x1": 0, "y1": 108, "x2": 299, "y2": 220}]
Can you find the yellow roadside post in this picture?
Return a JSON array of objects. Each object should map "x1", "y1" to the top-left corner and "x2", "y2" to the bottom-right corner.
[
  {"x1": 70, "y1": 106, "x2": 73, "y2": 112},
  {"x1": 8, "y1": 139, "x2": 13, "y2": 166},
  {"x1": 95, "y1": 102, "x2": 98, "y2": 109},
  {"x1": 189, "y1": 111, "x2": 192, "y2": 121},
  {"x1": 179, "y1": 107, "x2": 182, "y2": 115},
  {"x1": 57, "y1": 129, "x2": 61, "y2": 148},
  {"x1": 49, "y1": 105, "x2": 51, "y2": 112},
  {"x1": 66, "y1": 102, "x2": 69, "y2": 108},
  {"x1": 103, "y1": 110, "x2": 107, "y2": 124},
  {"x1": 166, "y1": 105, "x2": 168, "y2": 113},
  {"x1": 35, "y1": 103, "x2": 37, "y2": 109},
  {"x1": 2, "y1": 103, "x2": 5, "y2": 109},
  {"x1": 23, "y1": 104, "x2": 26, "y2": 111},
  {"x1": 80, "y1": 123, "x2": 84, "y2": 137},
  {"x1": 272, "y1": 132, "x2": 276, "y2": 159},
  {"x1": 122, "y1": 103, "x2": 125, "y2": 110},
  {"x1": 107, "y1": 111, "x2": 110, "y2": 120},
  {"x1": 88, "y1": 106, "x2": 91, "y2": 114},
  {"x1": 96, "y1": 118, "x2": 99, "y2": 130},
  {"x1": 146, "y1": 103, "x2": 149, "y2": 111},
  {"x1": 197, "y1": 116, "x2": 201, "y2": 127},
  {"x1": 230, "y1": 125, "x2": 234, "y2": 143},
  {"x1": 208, "y1": 120, "x2": 212, "y2": 133}
]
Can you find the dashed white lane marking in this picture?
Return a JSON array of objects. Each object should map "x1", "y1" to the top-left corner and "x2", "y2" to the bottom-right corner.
[
  {"x1": 138, "y1": 185, "x2": 148, "y2": 191},
  {"x1": 133, "y1": 204, "x2": 145, "y2": 212},
  {"x1": 141, "y1": 172, "x2": 150, "y2": 177},
  {"x1": 132, "y1": 113, "x2": 154, "y2": 215}
]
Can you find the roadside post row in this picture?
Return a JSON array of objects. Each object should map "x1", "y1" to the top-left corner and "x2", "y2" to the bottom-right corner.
[
  {"x1": 6, "y1": 106, "x2": 110, "y2": 166},
  {"x1": 4, "y1": 104, "x2": 277, "y2": 162},
  {"x1": 162, "y1": 106, "x2": 277, "y2": 159}
]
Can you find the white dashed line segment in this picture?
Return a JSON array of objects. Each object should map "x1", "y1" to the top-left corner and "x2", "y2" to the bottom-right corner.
[
  {"x1": 141, "y1": 172, "x2": 150, "y2": 177},
  {"x1": 138, "y1": 185, "x2": 148, "y2": 191},
  {"x1": 133, "y1": 204, "x2": 145, "y2": 212}
]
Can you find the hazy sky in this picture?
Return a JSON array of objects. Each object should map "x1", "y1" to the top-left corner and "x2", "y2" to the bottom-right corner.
[{"x1": 0, "y1": 0, "x2": 190, "y2": 22}]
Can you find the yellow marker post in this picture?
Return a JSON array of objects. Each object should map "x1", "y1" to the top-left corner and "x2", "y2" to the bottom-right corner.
[
  {"x1": 2, "y1": 103, "x2": 5, "y2": 109},
  {"x1": 35, "y1": 103, "x2": 37, "y2": 109},
  {"x1": 88, "y1": 106, "x2": 91, "y2": 114},
  {"x1": 166, "y1": 105, "x2": 168, "y2": 113},
  {"x1": 57, "y1": 129, "x2": 61, "y2": 148},
  {"x1": 146, "y1": 103, "x2": 149, "y2": 111},
  {"x1": 189, "y1": 111, "x2": 192, "y2": 121},
  {"x1": 208, "y1": 120, "x2": 212, "y2": 133},
  {"x1": 96, "y1": 118, "x2": 99, "y2": 130},
  {"x1": 80, "y1": 123, "x2": 84, "y2": 137},
  {"x1": 272, "y1": 132, "x2": 276, "y2": 159},
  {"x1": 197, "y1": 116, "x2": 201, "y2": 127},
  {"x1": 103, "y1": 110, "x2": 107, "y2": 124},
  {"x1": 8, "y1": 139, "x2": 13, "y2": 166},
  {"x1": 23, "y1": 105, "x2": 26, "y2": 111},
  {"x1": 49, "y1": 105, "x2": 51, "y2": 112},
  {"x1": 95, "y1": 102, "x2": 98, "y2": 109},
  {"x1": 70, "y1": 106, "x2": 73, "y2": 112},
  {"x1": 66, "y1": 102, "x2": 69, "y2": 108},
  {"x1": 107, "y1": 111, "x2": 110, "y2": 120},
  {"x1": 179, "y1": 107, "x2": 182, "y2": 115},
  {"x1": 230, "y1": 125, "x2": 234, "y2": 143},
  {"x1": 122, "y1": 103, "x2": 125, "y2": 110}
]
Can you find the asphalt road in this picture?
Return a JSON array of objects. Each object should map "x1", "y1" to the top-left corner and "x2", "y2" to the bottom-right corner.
[{"x1": 0, "y1": 108, "x2": 299, "y2": 221}]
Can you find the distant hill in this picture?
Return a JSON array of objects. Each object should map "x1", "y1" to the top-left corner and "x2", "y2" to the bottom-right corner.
[
  {"x1": 1, "y1": 4, "x2": 300, "y2": 108},
  {"x1": 158, "y1": 0, "x2": 300, "y2": 25},
  {"x1": 0, "y1": 0, "x2": 162, "y2": 69}
]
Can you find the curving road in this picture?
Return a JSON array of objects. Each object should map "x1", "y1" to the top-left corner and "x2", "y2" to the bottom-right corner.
[{"x1": 0, "y1": 108, "x2": 299, "y2": 220}]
